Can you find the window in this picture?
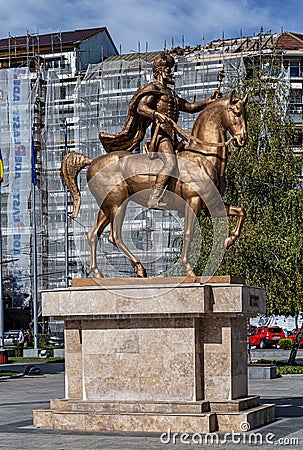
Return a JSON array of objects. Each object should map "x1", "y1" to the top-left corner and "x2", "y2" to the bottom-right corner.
[
  {"x1": 290, "y1": 89, "x2": 302, "y2": 104},
  {"x1": 293, "y1": 128, "x2": 302, "y2": 147},
  {"x1": 289, "y1": 61, "x2": 300, "y2": 78}
]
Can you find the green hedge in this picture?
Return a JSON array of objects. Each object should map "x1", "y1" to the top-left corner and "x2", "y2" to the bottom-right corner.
[
  {"x1": 277, "y1": 365, "x2": 303, "y2": 375},
  {"x1": 278, "y1": 338, "x2": 294, "y2": 350},
  {"x1": 40, "y1": 347, "x2": 54, "y2": 357},
  {"x1": 14, "y1": 347, "x2": 23, "y2": 357},
  {"x1": 38, "y1": 334, "x2": 48, "y2": 348},
  {"x1": 251, "y1": 359, "x2": 303, "y2": 373}
]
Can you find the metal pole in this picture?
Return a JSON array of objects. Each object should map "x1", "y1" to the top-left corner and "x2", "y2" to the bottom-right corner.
[
  {"x1": 64, "y1": 121, "x2": 69, "y2": 288},
  {"x1": 32, "y1": 181, "x2": 38, "y2": 349},
  {"x1": 65, "y1": 186, "x2": 69, "y2": 288},
  {"x1": 0, "y1": 185, "x2": 4, "y2": 349}
]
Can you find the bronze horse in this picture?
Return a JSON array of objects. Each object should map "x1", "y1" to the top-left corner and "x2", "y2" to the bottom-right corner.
[{"x1": 61, "y1": 91, "x2": 248, "y2": 278}]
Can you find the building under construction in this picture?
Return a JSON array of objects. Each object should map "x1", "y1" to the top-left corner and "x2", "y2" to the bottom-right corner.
[{"x1": 0, "y1": 27, "x2": 302, "y2": 329}]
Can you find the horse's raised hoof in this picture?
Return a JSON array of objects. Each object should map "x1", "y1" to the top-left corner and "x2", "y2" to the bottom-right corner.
[{"x1": 224, "y1": 236, "x2": 234, "y2": 250}]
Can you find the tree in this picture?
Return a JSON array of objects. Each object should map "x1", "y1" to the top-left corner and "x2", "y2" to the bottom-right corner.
[{"x1": 196, "y1": 53, "x2": 303, "y2": 320}]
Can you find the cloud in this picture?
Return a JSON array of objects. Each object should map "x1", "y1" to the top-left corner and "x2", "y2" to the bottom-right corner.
[{"x1": 0, "y1": 0, "x2": 301, "y2": 52}]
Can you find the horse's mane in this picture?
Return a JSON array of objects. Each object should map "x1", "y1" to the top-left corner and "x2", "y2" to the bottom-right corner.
[
  {"x1": 194, "y1": 96, "x2": 228, "y2": 126},
  {"x1": 203, "y1": 96, "x2": 228, "y2": 114}
]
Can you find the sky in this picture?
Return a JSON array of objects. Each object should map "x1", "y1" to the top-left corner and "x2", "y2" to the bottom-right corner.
[{"x1": 0, "y1": 0, "x2": 302, "y2": 53}]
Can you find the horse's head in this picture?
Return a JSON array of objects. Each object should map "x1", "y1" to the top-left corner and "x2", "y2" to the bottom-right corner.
[{"x1": 226, "y1": 90, "x2": 248, "y2": 147}]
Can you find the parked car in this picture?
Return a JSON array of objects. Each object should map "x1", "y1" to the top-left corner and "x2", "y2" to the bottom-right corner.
[
  {"x1": 249, "y1": 326, "x2": 285, "y2": 348},
  {"x1": 46, "y1": 335, "x2": 64, "y2": 347},
  {"x1": 287, "y1": 329, "x2": 303, "y2": 347},
  {"x1": 3, "y1": 330, "x2": 19, "y2": 346}
]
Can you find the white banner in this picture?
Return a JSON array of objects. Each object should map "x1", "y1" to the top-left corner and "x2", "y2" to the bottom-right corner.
[{"x1": 6, "y1": 68, "x2": 32, "y2": 307}]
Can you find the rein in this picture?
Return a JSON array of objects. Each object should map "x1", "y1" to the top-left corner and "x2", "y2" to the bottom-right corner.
[{"x1": 178, "y1": 147, "x2": 229, "y2": 162}]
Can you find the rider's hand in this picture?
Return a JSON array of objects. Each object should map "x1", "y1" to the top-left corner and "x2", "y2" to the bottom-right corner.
[{"x1": 153, "y1": 111, "x2": 170, "y2": 124}]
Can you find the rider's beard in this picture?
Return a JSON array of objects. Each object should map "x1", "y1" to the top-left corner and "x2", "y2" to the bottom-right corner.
[{"x1": 165, "y1": 74, "x2": 175, "y2": 85}]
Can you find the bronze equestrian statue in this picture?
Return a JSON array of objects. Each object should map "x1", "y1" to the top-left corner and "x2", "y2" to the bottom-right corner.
[
  {"x1": 61, "y1": 53, "x2": 248, "y2": 278},
  {"x1": 99, "y1": 52, "x2": 221, "y2": 209}
]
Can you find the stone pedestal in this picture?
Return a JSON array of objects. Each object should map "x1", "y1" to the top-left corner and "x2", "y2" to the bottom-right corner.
[{"x1": 33, "y1": 276, "x2": 275, "y2": 432}]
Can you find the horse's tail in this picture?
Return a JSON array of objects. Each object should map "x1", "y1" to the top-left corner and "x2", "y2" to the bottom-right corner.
[{"x1": 60, "y1": 152, "x2": 93, "y2": 218}]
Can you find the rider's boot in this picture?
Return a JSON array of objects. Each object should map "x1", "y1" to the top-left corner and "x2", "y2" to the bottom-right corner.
[
  {"x1": 148, "y1": 173, "x2": 169, "y2": 209},
  {"x1": 147, "y1": 188, "x2": 166, "y2": 209}
]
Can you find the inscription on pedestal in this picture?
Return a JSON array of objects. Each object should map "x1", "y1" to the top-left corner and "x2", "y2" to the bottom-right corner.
[{"x1": 250, "y1": 294, "x2": 259, "y2": 308}]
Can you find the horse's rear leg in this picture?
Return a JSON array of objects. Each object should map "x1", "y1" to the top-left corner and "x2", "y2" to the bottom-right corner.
[
  {"x1": 224, "y1": 204, "x2": 246, "y2": 249},
  {"x1": 181, "y1": 197, "x2": 202, "y2": 277},
  {"x1": 111, "y1": 203, "x2": 147, "y2": 278},
  {"x1": 87, "y1": 208, "x2": 109, "y2": 278}
]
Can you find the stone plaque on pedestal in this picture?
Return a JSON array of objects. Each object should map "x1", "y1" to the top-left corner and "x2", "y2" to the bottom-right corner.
[{"x1": 33, "y1": 276, "x2": 274, "y2": 433}]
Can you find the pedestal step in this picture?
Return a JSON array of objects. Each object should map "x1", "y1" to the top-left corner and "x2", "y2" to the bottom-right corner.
[
  {"x1": 33, "y1": 409, "x2": 217, "y2": 433},
  {"x1": 209, "y1": 396, "x2": 261, "y2": 412},
  {"x1": 50, "y1": 399, "x2": 211, "y2": 414},
  {"x1": 33, "y1": 399, "x2": 275, "y2": 433},
  {"x1": 216, "y1": 404, "x2": 275, "y2": 432}
]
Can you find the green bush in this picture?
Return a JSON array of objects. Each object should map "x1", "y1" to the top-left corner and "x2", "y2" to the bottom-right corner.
[
  {"x1": 251, "y1": 360, "x2": 303, "y2": 374},
  {"x1": 41, "y1": 347, "x2": 54, "y2": 357},
  {"x1": 278, "y1": 338, "x2": 294, "y2": 350},
  {"x1": 277, "y1": 365, "x2": 303, "y2": 375},
  {"x1": 14, "y1": 347, "x2": 23, "y2": 357},
  {"x1": 38, "y1": 334, "x2": 48, "y2": 348}
]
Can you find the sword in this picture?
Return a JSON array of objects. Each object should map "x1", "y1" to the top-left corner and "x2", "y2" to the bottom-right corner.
[{"x1": 146, "y1": 121, "x2": 161, "y2": 159}]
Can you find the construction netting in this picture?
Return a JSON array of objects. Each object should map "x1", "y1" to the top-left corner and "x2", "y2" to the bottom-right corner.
[{"x1": 0, "y1": 68, "x2": 37, "y2": 307}]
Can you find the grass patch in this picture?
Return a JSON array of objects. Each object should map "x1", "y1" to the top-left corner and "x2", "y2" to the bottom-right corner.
[
  {"x1": 7, "y1": 357, "x2": 64, "y2": 364},
  {"x1": 0, "y1": 371, "x2": 20, "y2": 377}
]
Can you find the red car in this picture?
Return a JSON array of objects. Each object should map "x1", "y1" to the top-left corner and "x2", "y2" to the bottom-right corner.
[
  {"x1": 249, "y1": 326, "x2": 285, "y2": 348},
  {"x1": 287, "y1": 329, "x2": 303, "y2": 347}
]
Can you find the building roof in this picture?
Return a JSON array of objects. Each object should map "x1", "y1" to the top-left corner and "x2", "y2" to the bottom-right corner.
[
  {"x1": 277, "y1": 32, "x2": 303, "y2": 50},
  {"x1": 0, "y1": 27, "x2": 116, "y2": 53},
  {"x1": 206, "y1": 33, "x2": 280, "y2": 54},
  {"x1": 104, "y1": 51, "x2": 160, "y2": 63}
]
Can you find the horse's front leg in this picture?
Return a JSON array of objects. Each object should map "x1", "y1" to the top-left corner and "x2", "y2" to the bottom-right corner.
[
  {"x1": 111, "y1": 202, "x2": 147, "y2": 278},
  {"x1": 224, "y1": 204, "x2": 246, "y2": 249},
  {"x1": 87, "y1": 209, "x2": 109, "y2": 278},
  {"x1": 181, "y1": 197, "x2": 201, "y2": 276}
]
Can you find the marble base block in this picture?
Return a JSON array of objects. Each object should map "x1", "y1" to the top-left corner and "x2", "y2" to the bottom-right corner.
[{"x1": 33, "y1": 276, "x2": 275, "y2": 433}]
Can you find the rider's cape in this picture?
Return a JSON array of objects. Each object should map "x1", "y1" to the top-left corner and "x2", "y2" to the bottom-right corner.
[{"x1": 99, "y1": 82, "x2": 165, "y2": 153}]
